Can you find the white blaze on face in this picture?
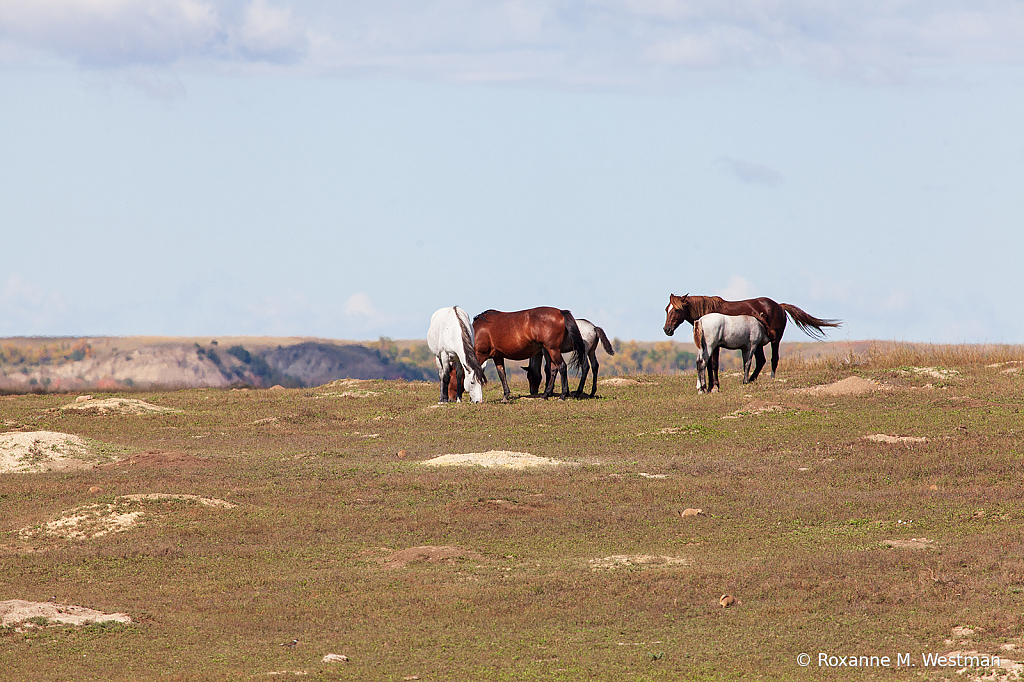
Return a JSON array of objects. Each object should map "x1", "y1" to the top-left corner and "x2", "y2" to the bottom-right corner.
[{"x1": 466, "y1": 375, "x2": 484, "y2": 403}]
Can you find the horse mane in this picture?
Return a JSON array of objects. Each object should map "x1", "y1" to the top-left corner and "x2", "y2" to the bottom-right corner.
[
  {"x1": 473, "y1": 309, "x2": 500, "y2": 324},
  {"x1": 456, "y1": 308, "x2": 487, "y2": 384},
  {"x1": 683, "y1": 295, "x2": 726, "y2": 319}
]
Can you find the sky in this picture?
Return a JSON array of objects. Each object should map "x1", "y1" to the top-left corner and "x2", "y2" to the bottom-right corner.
[{"x1": 1, "y1": 1, "x2": 1023, "y2": 343}]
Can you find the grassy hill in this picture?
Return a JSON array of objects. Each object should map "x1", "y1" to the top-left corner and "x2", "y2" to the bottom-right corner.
[{"x1": 1, "y1": 343, "x2": 1023, "y2": 679}]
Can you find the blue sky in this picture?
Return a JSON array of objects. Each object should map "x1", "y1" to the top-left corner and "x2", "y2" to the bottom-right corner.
[{"x1": 1, "y1": 1, "x2": 1023, "y2": 342}]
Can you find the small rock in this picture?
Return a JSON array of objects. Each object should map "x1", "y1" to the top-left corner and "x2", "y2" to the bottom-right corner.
[
  {"x1": 88, "y1": 486, "x2": 103, "y2": 494},
  {"x1": 76, "y1": 395, "x2": 93, "y2": 403},
  {"x1": 397, "y1": 450, "x2": 408, "y2": 459},
  {"x1": 929, "y1": 484, "x2": 939, "y2": 491},
  {"x1": 719, "y1": 594, "x2": 738, "y2": 608},
  {"x1": 680, "y1": 508, "x2": 706, "y2": 517},
  {"x1": 322, "y1": 654, "x2": 349, "y2": 663}
]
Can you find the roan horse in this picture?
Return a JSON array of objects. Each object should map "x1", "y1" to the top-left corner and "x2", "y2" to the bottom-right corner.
[
  {"x1": 663, "y1": 294, "x2": 841, "y2": 380},
  {"x1": 473, "y1": 307, "x2": 587, "y2": 402},
  {"x1": 525, "y1": 318, "x2": 615, "y2": 398},
  {"x1": 693, "y1": 313, "x2": 772, "y2": 394},
  {"x1": 427, "y1": 306, "x2": 487, "y2": 403}
]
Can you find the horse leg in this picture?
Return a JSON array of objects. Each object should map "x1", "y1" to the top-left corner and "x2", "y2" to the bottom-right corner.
[
  {"x1": 588, "y1": 350, "x2": 599, "y2": 397},
  {"x1": 451, "y1": 362, "x2": 465, "y2": 402},
  {"x1": 741, "y1": 347, "x2": 753, "y2": 384},
  {"x1": 526, "y1": 354, "x2": 543, "y2": 396},
  {"x1": 572, "y1": 353, "x2": 589, "y2": 399},
  {"x1": 696, "y1": 353, "x2": 707, "y2": 394},
  {"x1": 494, "y1": 357, "x2": 512, "y2": 403},
  {"x1": 710, "y1": 347, "x2": 721, "y2": 393},
  {"x1": 770, "y1": 340, "x2": 780, "y2": 378},
  {"x1": 436, "y1": 356, "x2": 450, "y2": 403},
  {"x1": 543, "y1": 350, "x2": 566, "y2": 399},
  {"x1": 749, "y1": 345, "x2": 767, "y2": 382}
]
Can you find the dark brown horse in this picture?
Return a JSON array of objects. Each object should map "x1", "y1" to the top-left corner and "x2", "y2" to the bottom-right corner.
[
  {"x1": 663, "y1": 294, "x2": 841, "y2": 380},
  {"x1": 473, "y1": 307, "x2": 587, "y2": 402}
]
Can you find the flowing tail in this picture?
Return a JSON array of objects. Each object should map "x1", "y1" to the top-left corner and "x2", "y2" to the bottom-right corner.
[
  {"x1": 780, "y1": 303, "x2": 842, "y2": 340},
  {"x1": 594, "y1": 326, "x2": 615, "y2": 355},
  {"x1": 456, "y1": 307, "x2": 487, "y2": 384},
  {"x1": 692, "y1": 318, "x2": 705, "y2": 353},
  {"x1": 561, "y1": 310, "x2": 589, "y2": 375}
]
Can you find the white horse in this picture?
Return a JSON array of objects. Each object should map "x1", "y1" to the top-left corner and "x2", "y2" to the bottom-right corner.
[
  {"x1": 427, "y1": 306, "x2": 487, "y2": 403},
  {"x1": 526, "y1": 318, "x2": 615, "y2": 398},
  {"x1": 693, "y1": 313, "x2": 771, "y2": 394}
]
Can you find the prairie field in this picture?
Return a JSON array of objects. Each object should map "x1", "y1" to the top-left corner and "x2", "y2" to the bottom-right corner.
[{"x1": 2, "y1": 343, "x2": 1024, "y2": 681}]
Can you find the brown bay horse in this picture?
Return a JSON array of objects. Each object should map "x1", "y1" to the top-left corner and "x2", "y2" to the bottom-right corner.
[
  {"x1": 663, "y1": 293, "x2": 841, "y2": 380},
  {"x1": 473, "y1": 307, "x2": 588, "y2": 402}
]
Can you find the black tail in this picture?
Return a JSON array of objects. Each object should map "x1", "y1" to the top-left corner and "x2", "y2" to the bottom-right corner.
[
  {"x1": 561, "y1": 310, "x2": 589, "y2": 375},
  {"x1": 594, "y1": 326, "x2": 615, "y2": 355},
  {"x1": 779, "y1": 303, "x2": 842, "y2": 341},
  {"x1": 456, "y1": 307, "x2": 487, "y2": 384}
]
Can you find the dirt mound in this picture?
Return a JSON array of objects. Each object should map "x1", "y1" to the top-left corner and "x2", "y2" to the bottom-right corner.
[
  {"x1": 863, "y1": 434, "x2": 928, "y2": 444},
  {"x1": 721, "y1": 400, "x2": 787, "y2": 419},
  {"x1": 19, "y1": 493, "x2": 237, "y2": 542},
  {"x1": 60, "y1": 397, "x2": 181, "y2": 415},
  {"x1": 589, "y1": 555, "x2": 692, "y2": 571},
  {"x1": 0, "y1": 431, "x2": 112, "y2": 473},
  {"x1": 381, "y1": 545, "x2": 483, "y2": 569},
  {"x1": 0, "y1": 600, "x2": 131, "y2": 628},
  {"x1": 793, "y1": 376, "x2": 889, "y2": 396},
  {"x1": 420, "y1": 451, "x2": 563, "y2": 469}
]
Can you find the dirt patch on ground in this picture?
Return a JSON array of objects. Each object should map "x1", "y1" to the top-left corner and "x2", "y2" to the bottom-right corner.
[
  {"x1": 0, "y1": 600, "x2": 131, "y2": 629},
  {"x1": 59, "y1": 397, "x2": 181, "y2": 415},
  {"x1": 792, "y1": 376, "x2": 890, "y2": 396},
  {"x1": 863, "y1": 434, "x2": 928, "y2": 444},
  {"x1": 0, "y1": 431, "x2": 112, "y2": 473},
  {"x1": 420, "y1": 450, "x2": 563, "y2": 469},
  {"x1": 881, "y1": 538, "x2": 934, "y2": 550},
  {"x1": 721, "y1": 400, "x2": 789, "y2": 419},
  {"x1": 380, "y1": 545, "x2": 483, "y2": 569},
  {"x1": 589, "y1": 555, "x2": 692, "y2": 571},
  {"x1": 601, "y1": 377, "x2": 640, "y2": 386},
  {"x1": 18, "y1": 493, "x2": 237, "y2": 542},
  {"x1": 901, "y1": 366, "x2": 960, "y2": 380}
]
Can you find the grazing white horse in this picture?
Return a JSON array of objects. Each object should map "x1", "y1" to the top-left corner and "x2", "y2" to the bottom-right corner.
[
  {"x1": 427, "y1": 306, "x2": 486, "y2": 403},
  {"x1": 526, "y1": 318, "x2": 615, "y2": 398},
  {"x1": 693, "y1": 313, "x2": 771, "y2": 394}
]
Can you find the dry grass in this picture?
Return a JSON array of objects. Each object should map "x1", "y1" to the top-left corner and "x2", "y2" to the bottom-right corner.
[{"x1": 1, "y1": 348, "x2": 1023, "y2": 680}]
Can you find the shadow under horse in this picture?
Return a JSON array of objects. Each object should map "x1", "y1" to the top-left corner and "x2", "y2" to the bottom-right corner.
[
  {"x1": 473, "y1": 307, "x2": 588, "y2": 402},
  {"x1": 663, "y1": 293, "x2": 841, "y2": 380}
]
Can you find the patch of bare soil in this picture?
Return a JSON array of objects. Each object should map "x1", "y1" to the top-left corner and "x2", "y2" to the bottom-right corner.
[
  {"x1": 0, "y1": 431, "x2": 111, "y2": 473},
  {"x1": 988, "y1": 361, "x2": 1024, "y2": 375},
  {"x1": 0, "y1": 599, "x2": 131, "y2": 629},
  {"x1": 601, "y1": 377, "x2": 640, "y2": 386},
  {"x1": 588, "y1": 555, "x2": 692, "y2": 571},
  {"x1": 420, "y1": 450, "x2": 563, "y2": 469},
  {"x1": 721, "y1": 400, "x2": 788, "y2": 419},
  {"x1": 59, "y1": 397, "x2": 181, "y2": 415},
  {"x1": 792, "y1": 376, "x2": 891, "y2": 396},
  {"x1": 863, "y1": 434, "x2": 928, "y2": 444},
  {"x1": 901, "y1": 366, "x2": 960, "y2": 380},
  {"x1": 881, "y1": 538, "x2": 934, "y2": 550},
  {"x1": 380, "y1": 545, "x2": 483, "y2": 569},
  {"x1": 18, "y1": 494, "x2": 237, "y2": 542}
]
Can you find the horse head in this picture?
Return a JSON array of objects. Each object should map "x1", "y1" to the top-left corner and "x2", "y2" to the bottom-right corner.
[{"x1": 663, "y1": 293, "x2": 690, "y2": 336}]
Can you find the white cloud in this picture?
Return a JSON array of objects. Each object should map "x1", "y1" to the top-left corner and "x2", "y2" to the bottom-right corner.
[
  {"x1": 2, "y1": 1, "x2": 1022, "y2": 84},
  {"x1": 717, "y1": 275, "x2": 755, "y2": 300},
  {"x1": 717, "y1": 157, "x2": 785, "y2": 187},
  {"x1": 0, "y1": 274, "x2": 70, "y2": 334},
  {"x1": 344, "y1": 292, "x2": 377, "y2": 318}
]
